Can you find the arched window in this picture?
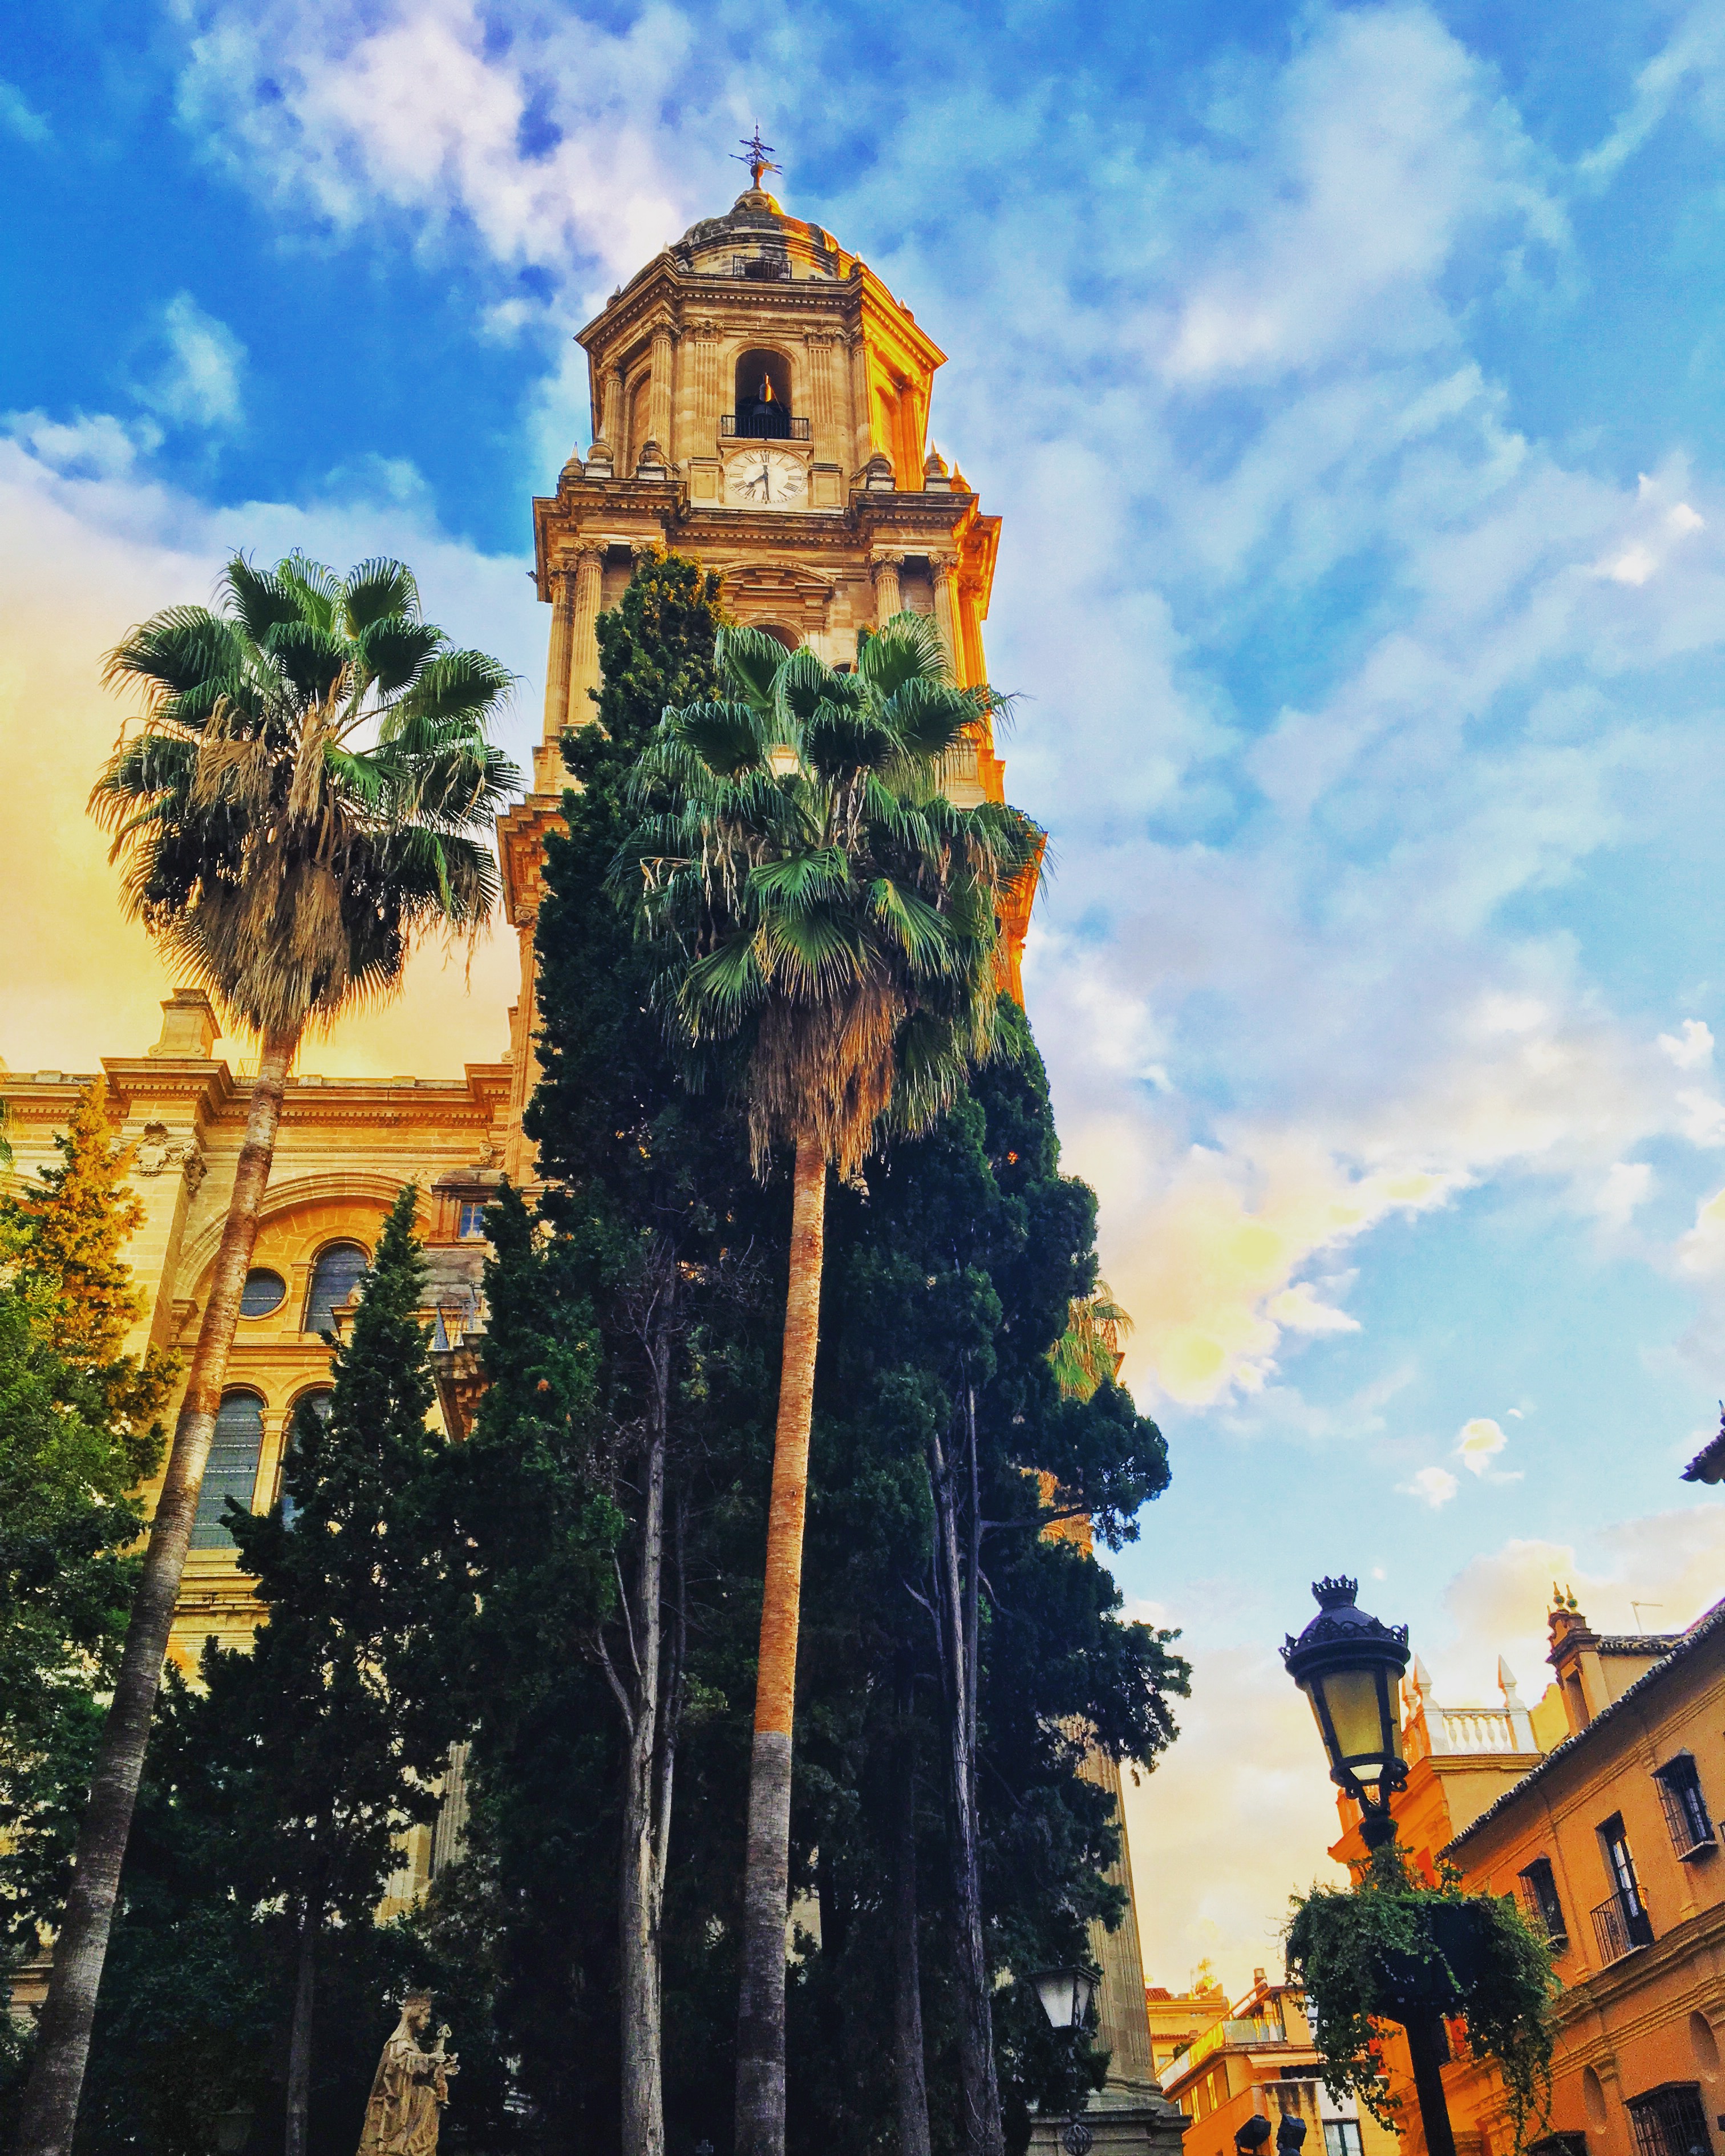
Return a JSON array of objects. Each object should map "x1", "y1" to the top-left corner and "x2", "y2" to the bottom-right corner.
[
  {"x1": 190, "y1": 1391, "x2": 265, "y2": 1550},
  {"x1": 280, "y1": 1389, "x2": 333, "y2": 1526},
  {"x1": 732, "y1": 349, "x2": 793, "y2": 437},
  {"x1": 305, "y1": 1241, "x2": 368, "y2": 1336}
]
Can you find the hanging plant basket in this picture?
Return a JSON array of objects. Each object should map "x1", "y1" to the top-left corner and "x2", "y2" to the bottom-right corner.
[{"x1": 1286, "y1": 1855, "x2": 1558, "y2": 2153}]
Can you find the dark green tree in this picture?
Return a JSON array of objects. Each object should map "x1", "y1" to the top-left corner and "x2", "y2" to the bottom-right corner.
[
  {"x1": 189, "y1": 1186, "x2": 470, "y2": 2156},
  {"x1": 0, "y1": 1087, "x2": 173, "y2": 2128},
  {"x1": 784, "y1": 1024, "x2": 1188, "y2": 2156},
  {"x1": 438, "y1": 549, "x2": 780, "y2": 2154}
]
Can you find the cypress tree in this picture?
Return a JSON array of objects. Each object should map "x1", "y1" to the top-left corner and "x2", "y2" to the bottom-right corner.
[
  {"x1": 0, "y1": 1086, "x2": 174, "y2": 2124},
  {"x1": 183, "y1": 1186, "x2": 468, "y2": 2156}
]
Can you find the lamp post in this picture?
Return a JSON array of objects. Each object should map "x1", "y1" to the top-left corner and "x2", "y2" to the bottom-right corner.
[
  {"x1": 1281, "y1": 1578, "x2": 1457, "y2": 2156},
  {"x1": 1028, "y1": 1965, "x2": 1100, "y2": 2156}
]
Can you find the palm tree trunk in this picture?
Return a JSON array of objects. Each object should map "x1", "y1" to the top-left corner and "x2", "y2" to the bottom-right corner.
[
  {"x1": 734, "y1": 1134, "x2": 827, "y2": 2156},
  {"x1": 285, "y1": 1895, "x2": 319, "y2": 2156},
  {"x1": 15, "y1": 1024, "x2": 299, "y2": 2156}
]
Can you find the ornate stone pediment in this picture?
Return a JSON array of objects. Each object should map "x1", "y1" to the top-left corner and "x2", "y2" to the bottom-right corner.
[{"x1": 716, "y1": 559, "x2": 836, "y2": 634}]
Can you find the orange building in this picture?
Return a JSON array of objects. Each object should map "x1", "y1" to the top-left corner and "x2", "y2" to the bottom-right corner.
[
  {"x1": 1331, "y1": 1597, "x2": 1725, "y2": 2156},
  {"x1": 1157, "y1": 1972, "x2": 1400, "y2": 2156}
]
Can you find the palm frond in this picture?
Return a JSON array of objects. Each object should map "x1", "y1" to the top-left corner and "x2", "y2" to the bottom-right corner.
[
  {"x1": 357, "y1": 616, "x2": 444, "y2": 695},
  {"x1": 714, "y1": 624, "x2": 787, "y2": 711},
  {"x1": 390, "y1": 649, "x2": 515, "y2": 728},
  {"x1": 342, "y1": 557, "x2": 421, "y2": 634}
]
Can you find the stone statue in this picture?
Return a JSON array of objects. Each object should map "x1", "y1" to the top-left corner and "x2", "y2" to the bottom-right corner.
[{"x1": 356, "y1": 1992, "x2": 458, "y2": 2156}]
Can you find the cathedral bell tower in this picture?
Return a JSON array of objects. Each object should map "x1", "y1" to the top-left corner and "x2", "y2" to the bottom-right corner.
[{"x1": 495, "y1": 158, "x2": 1021, "y2": 1173}]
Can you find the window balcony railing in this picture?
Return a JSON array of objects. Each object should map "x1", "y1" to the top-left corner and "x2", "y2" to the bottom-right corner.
[
  {"x1": 720, "y1": 412, "x2": 811, "y2": 442},
  {"x1": 1656, "y1": 1760, "x2": 1717, "y2": 1861},
  {"x1": 1592, "y1": 1893, "x2": 1654, "y2": 1965}
]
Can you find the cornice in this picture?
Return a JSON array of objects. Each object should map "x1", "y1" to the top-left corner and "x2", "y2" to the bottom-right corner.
[
  {"x1": 577, "y1": 254, "x2": 946, "y2": 381},
  {"x1": 532, "y1": 479, "x2": 987, "y2": 585},
  {"x1": 497, "y1": 794, "x2": 569, "y2": 925},
  {"x1": 100, "y1": 1058, "x2": 240, "y2": 1125}
]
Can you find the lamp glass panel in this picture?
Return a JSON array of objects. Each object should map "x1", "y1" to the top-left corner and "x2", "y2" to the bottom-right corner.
[
  {"x1": 1316, "y1": 1667, "x2": 1390, "y2": 1775},
  {"x1": 1031, "y1": 1968, "x2": 1096, "y2": 2030},
  {"x1": 1035, "y1": 1970, "x2": 1078, "y2": 2029}
]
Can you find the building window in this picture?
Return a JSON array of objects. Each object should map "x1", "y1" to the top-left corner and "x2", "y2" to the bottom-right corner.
[
  {"x1": 1594, "y1": 1814, "x2": 1655, "y2": 1958},
  {"x1": 305, "y1": 1241, "x2": 367, "y2": 1335},
  {"x1": 1626, "y1": 2084, "x2": 1711, "y2": 2156},
  {"x1": 1655, "y1": 1755, "x2": 1716, "y2": 1859},
  {"x1": 1519, "y1": 1856, "x2": 1569, "y2": 1948},
  {"x1": 189, "y1": 1392, "x2": 264, "y2": 1550},
  {"x1": 456, "y1": 1200, "x2": 488, "y2": 1240},
  {"x1": 240, "y1": 1268, "x2": 286, "y2": 1317},
  {"x1": 280, "y1": 1390, "x2": 331, "y2": 1527},
  {"x1": 1325, "y1": 2125, "x2": 1364, "y2": 2156}
]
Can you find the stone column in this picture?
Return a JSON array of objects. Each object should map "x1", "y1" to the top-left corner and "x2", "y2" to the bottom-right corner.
[
  {"x1": 648, "y1": 323, "x2": 675, "y2": 459},
  {"x1": 930, "y1": 552, "x2": 958, "y2": 673},
  {"x1": 870, "y1": 552, "x2": 904, "y2": 625},
  {"x1": 849, "y1": 334, "x2": 875, "y2": 474},
  {"x1": 567, "y1": 547, "x2": 605, "y2": 731},
  {"x1": 689, "y1": 322, "x2": 719, "y2": 442},
  {"x1": 600, "y1": 365, "x2": 623, "y2": 452},
  {"x1": 807, "y1": 334, "x2": 838, "y2": 463},
  {"x1": 541, "y1": 568, "x2": 576, "y2": 745}
]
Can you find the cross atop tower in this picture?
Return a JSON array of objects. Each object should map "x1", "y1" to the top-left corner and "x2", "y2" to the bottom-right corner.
[{"x1": 733, "y1": 126, "x2": 780, "y2": 192}]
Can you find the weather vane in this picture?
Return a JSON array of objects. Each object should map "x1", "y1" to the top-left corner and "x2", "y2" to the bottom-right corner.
[{"x1": 734, "y1": 126, "x2": 780, "y2": 191}]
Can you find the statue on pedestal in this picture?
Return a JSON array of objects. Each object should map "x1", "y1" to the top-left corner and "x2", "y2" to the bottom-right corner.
[{"x1": 356, "y1": 1992, "x2": 458, "y2": 2156}]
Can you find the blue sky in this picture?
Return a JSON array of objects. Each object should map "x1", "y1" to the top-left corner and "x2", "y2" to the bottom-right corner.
[{"x1": 5, "y1": 0, "x2": 1724, "y2": 1989}]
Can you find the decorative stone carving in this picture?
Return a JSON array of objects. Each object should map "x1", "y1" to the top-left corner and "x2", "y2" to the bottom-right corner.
[{"x1": 134, "y1": 1121, "x2": 203, "y2": 1191}]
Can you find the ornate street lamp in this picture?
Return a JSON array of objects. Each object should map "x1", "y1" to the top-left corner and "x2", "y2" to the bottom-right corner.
[
  {"x1": 1281, "y1": 1577, "x2": 1458, "y2": 2156},
  {"x1": 1281, "y1": 1576, "x2": 1410, "y2": 1850},
  {"x1": 1028, "y1": 1966, "x2": 1100, "y2": 2156}
]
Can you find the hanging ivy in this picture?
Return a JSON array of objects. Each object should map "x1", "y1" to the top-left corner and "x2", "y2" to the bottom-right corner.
[{"x1": 1286, "y1": 1846, "x2": 1558, "y2": 2153}]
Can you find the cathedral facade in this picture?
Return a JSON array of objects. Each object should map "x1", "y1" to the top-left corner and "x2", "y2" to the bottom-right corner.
[{"x1": 5, "y1": 175, "x2": 1162, "y2": 2104}]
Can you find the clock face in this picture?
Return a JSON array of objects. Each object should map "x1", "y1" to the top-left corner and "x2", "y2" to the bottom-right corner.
[{"x1": 725, "y1": 447, "x2": 807, "y2": 508}]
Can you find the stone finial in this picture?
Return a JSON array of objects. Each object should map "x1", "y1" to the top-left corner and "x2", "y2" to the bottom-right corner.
[
  {"x1": 1497, "y1": 1656, "x2": 1524, "y2": 1709},
  {"x1": 861, "y1": 452, "x2": 895, "y2": 491},
  {"x1": 635, "y1": 440, "x2": 668, "y2": 480},
  {"x1": 923, "y1": 445, "x2": 953, "y2": 492},
  {"x1": 149, "y1": 989, "x2": 218, "y2": 1060}
]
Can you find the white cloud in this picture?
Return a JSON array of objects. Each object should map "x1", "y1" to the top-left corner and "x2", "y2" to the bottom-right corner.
[
  {"x1": 0, "y1": 78, "x2": 52, "y2": 146},
  {"x1": 1661, "y1": 1019, "x2": 1715, "y2": 1069},
  {"x1": 134, "y1": 293, "x2": 247, "y2": 432},
  {"x1": 1456, "y1": 1417, "x2": 1507, "y2": 1475},
  {"x1": 1579, "y1": 2, "x2": 1725, "y2": 187},
  {"x1": 1403, "y1": 1466, "x2": 1460, "y2": 1508},
  {"x1": 1595, "y1": 1160, "x2": 1653, "y2": 1227},
  {"x1": 1678, "y1": 1186, "x2": 1725, "y2": 1276}
]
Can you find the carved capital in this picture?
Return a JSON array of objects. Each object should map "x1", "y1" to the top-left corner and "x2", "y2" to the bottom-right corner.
[{"x1": 869, "y1": 552, "x2": 906, "y2": 581}]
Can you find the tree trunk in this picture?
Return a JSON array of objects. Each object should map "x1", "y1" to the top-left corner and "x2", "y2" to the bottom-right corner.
[
  {"x1": 734, "y1": 1135, "x2": 827, "y2": 2156},
  {"x1": 15, "y1": 1025, "x2": 299, "y2": 2156},
  {"x1": 618, "y1": 1257, "x2": 672, "y2": 2156},
  {"x1": 892, "y1": 1680, "x2": 933, "y2": 2156},
  {"x1": 929, "y1": 1384, "x2": 1005, "y2": 2156},
  {"x1": 285, "y1": 1898, "x2": 318, "y2": 2156}
]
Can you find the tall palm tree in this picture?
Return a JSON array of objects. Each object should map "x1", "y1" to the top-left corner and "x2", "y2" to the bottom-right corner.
[
  {"x1": 16, "y1": 553, "x2": 517, "y2": 2156},
  {"x1": 621, "y1": 612, "x2": 1043, "y2": 2156}
]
